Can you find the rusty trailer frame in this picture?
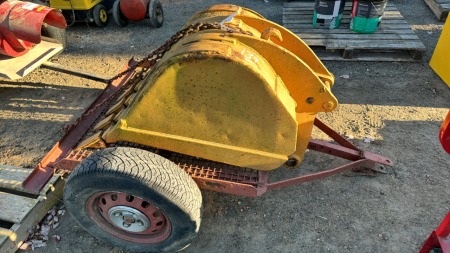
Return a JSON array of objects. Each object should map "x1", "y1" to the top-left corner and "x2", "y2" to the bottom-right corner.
[{"x1": 22, "y1": 59, "x2": 393, "y2": 196}]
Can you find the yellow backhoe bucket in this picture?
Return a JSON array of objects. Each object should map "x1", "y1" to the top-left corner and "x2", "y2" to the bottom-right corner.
[{"x1": 77, "y1": 5, "x2": 338, "y2": 171}]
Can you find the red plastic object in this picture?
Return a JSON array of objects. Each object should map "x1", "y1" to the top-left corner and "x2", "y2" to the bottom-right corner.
[
  {"x1": 120, "y1": 0, "x2": 150, "y2": 21},
  {"x1": 440, "y1": 110, "x2": 450, "y2": 154},
  {"x1": 0, "y1": 0, "x2": 66, "y2": 57},
  {"x1": 419, "y1": 211, "x2": 450, "y2": 253}
]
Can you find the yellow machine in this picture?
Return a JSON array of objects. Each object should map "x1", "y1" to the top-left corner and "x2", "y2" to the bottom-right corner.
[
  {"x1": 430, "y1": 17, "x2": 450, "y2": 88},
  {"x1": 50, "y1": 0, "x2": 101, "y2": 9},
  {"x1": 77, "y1": 5, "x2": 338, "y2": 171},
  {"x1": 49, "y1": 0, "x2": 109, "y2": 27}
]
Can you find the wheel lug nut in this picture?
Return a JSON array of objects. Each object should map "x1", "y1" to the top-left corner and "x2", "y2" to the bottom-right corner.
[
  {"x1": 137, "y1": 220, "x2": 144, "y2": 226},
  {"x1": 114, "y1": 212, "x2": 122, "y2": 217},
  {"x1": 123, "y1": 222, "x2": 131, "y2": 228}
]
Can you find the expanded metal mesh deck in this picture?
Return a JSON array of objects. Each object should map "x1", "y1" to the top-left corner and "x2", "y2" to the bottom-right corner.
[
  {"x1": 72, "y1": 141, "x2": 260, "y2": 187},
  {"x1": 169, "y1": 153, "x2": 259, "y2": 186}
]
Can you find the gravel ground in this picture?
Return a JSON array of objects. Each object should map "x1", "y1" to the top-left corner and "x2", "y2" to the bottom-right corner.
[{"x1": 1, "y1": 0, "x2": 450, "y2": 252}]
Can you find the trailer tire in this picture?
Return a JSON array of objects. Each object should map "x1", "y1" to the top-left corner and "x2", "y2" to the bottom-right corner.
[
  {"x1": 93, "y1": 4, "x2": 109, "y2": 27},
  {"x1": 41, "y1": 23, "x2": 67, "y2": 56},
  {"x1": 148, "y1": 0, "x2": 163, "y2": 28},
  {"x1": 113, "y1": 0, "x2": 128, "y2": 27},
  {"x1": 63, "y1": 147, "x2": 202, "y2": 253}
]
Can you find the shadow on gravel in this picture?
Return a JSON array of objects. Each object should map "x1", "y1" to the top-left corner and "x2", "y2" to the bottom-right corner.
[{"x1": 0, "y1": 81, "x2": 100, "y2": 122}]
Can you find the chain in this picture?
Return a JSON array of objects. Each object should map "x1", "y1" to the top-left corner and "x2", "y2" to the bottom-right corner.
[{"x1": 63, "y1": 22, "x2": 251, "y2": 134}]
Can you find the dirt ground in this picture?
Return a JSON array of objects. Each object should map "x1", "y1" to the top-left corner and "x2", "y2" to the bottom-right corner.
[{"x1": 1, "y1": 0, "x2": 450, "y2": 252}]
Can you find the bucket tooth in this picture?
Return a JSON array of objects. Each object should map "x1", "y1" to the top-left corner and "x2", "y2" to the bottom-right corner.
[
  {"x1": 113, "y1": 109, "x2": 126, "y2": 122},
  {"x1": 134, "y1": 79, "x2": 145, "y2": 91},
  {"x1": 75, "y1": 131, "x2": 106, "y2": 150},
  {"x1": 102, "y1": 124, "x2": 115, "y2": 141},
  {"x1": 117, "y1": 87, "x2": 135, "y2": 102},
  {"x1": 93, "y1": 114, "x2": 116, "y2": 132},
  {"x1": 105, "y1": 98, "x2": 125, "y2": 116},
  {"x1": 124, "y1": 93, "x2": 137, "y2": 107}
]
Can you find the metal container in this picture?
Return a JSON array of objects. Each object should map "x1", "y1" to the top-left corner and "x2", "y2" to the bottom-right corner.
[
  {"x1": 313, "y1": 0, "x2": 346, "y2": 29},
  {"x1": 350, "y1": 0, "x2": 389, "y2": 33}
]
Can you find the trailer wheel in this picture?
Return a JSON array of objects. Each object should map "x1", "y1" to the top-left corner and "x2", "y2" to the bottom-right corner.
[
  {"x1": 148, "y1": 0, "x2": 163, "y2": 28},
  {"x1": 93, "y1": 4, "x2": 109, "y2": 27},
  {"x1": 113, "y1": 0, "x2": 128, "y2": 27},
  {"x1": 41, "y1": 23, "x2": 67, "y2": 56},
  {"x1": 63, "y1": 147, "x2": 202, "y2": 253}
]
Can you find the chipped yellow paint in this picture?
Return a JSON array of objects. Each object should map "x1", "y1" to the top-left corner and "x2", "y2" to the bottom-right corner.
[{"x1": 101, "y1": 5, "x2": 338, "y2": 171}]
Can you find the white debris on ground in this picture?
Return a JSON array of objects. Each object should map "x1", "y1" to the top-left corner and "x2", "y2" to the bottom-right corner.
[
  {"x1": 53, "y1": 235, "x2": 61, "y2": 243},
  {"x1": 363, "y1": 138, "x2": 375, "y2": 143},
  {"x1": 340, "y1": 74, "x2": 350, "y2": 79},
  {"x1": 19, "y1": 205, "x2": 65, "y2": 250},
  {"x1": 363, "y1": 128, "x2": 376, "y2": 143}
]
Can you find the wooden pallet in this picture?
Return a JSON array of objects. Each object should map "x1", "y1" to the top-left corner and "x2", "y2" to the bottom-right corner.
[
  {"x1": 283, "y1": 1, "x2": 426, "y2": 62},
  {"x1": 0, "y1": 164, "x2": 64, "y2": 253},
  {"x1": 424, "y1": 0, "x2": 450, "y2": 21}
]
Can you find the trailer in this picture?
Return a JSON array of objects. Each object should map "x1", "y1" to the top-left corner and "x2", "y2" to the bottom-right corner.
[{"x1": 2, "y1": 4, "x2": 393, "y2": 253}]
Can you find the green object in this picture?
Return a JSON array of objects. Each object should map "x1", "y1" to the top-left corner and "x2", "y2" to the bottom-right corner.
[
  {"x1": 313, "y1": 0, "x2": 346, "y2": 29},
  {"x1": 350, "y1": 0, "x2": 388, "y2": 33}
]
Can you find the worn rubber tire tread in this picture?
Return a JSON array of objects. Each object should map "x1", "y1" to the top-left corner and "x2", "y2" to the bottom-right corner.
[
  {"x1": 63, "y1": 147, "x2": 202, "y2": 253},
  {"x1": 148, "y1": 0, "x2": 163, "y2": 28},
  {"x1": 112, "y1": 0, "x2": 128, "y2": 27},
  {"x1": 93, "y1": 4, "x2": 109, "y2": 27}
]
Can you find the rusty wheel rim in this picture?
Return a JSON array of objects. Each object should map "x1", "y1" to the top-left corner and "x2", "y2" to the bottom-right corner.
[{"x1": 86, "y1": 192, "x2": 171, "y2": 244}]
